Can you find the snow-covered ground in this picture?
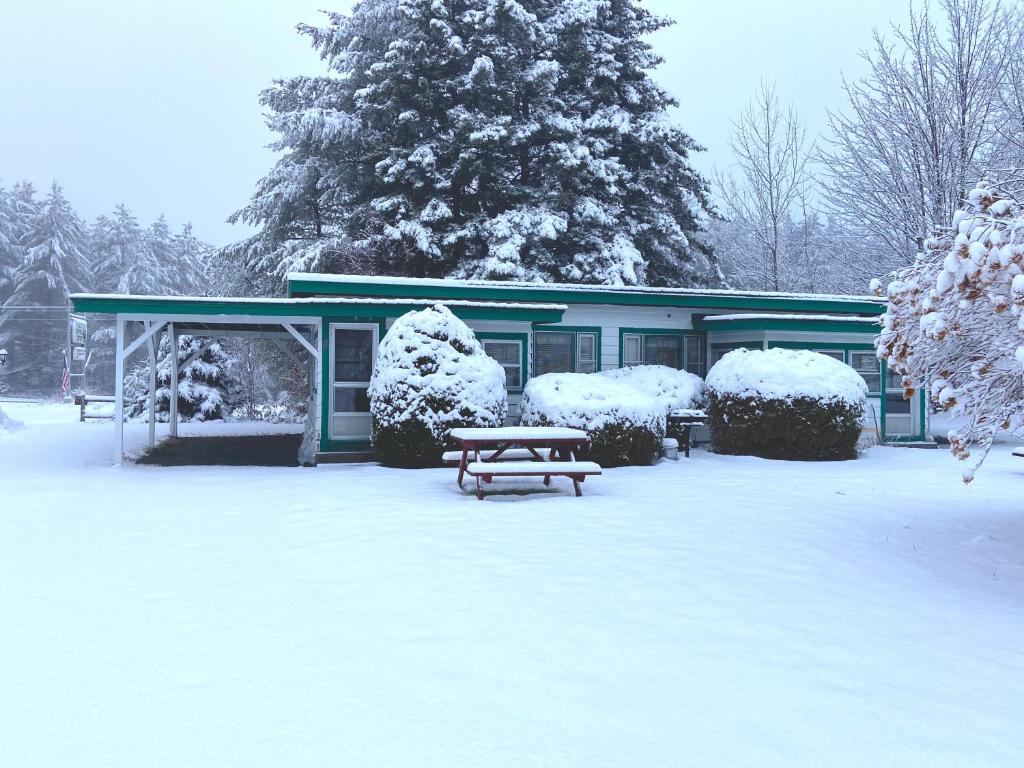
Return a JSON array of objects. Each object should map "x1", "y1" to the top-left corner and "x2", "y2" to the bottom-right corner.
[{"x1": 2, "y1": 403, "x2": 1024, "y2": 767}]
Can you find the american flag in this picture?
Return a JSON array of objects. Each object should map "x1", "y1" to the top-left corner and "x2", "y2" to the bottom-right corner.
[{"x1": 60, "y1": 351, "x2": 70, "y2": 395}]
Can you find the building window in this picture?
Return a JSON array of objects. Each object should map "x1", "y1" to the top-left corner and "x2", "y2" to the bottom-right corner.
[
  {"x1": 534, "y1": 330, "x2": 600, "y2": 376},
  {"x1": 577, "y1": 332, "x2": 598, "y2": 373},
  {"x1": 623, "y1": 332, "x2": 704, "y2": 376},
  {"x1": 850, "y1": 352, "x2": 881, "y2": 393},
  {"x1": 482, "y1": 339, "x2": 523, "y2": 390},
  {"x1": 817, "y1": 350, "x2": 845, "y2": 362}
]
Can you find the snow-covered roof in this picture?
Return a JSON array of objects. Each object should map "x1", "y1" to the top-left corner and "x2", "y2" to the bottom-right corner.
[{"x1": 286, "y1": 272, "x2": 882, "y2": 305}]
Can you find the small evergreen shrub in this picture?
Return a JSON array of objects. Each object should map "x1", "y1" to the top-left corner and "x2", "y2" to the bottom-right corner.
[
  {"x1": 519, "y1": 373, "x2": 665, "y2": 467},
  {"x1": 368, "y1": 304, "x2": 507, "y2": 468},
  {"x1": 124, "y1": 335, "x2": 238, "y2": 422},
  {"x1": 705, "y1": 348, "x2": 867, "y2": 461}
]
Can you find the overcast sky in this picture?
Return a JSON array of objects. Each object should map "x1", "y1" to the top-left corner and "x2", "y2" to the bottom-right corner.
[{"x1": 0, "y1": 0, "x2": 906, "y2": 246}]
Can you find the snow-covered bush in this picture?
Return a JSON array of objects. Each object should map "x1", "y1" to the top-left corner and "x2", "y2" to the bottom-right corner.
[
  {"x1": 599, "y1": 365, "x2": 706, "y2": 411},
  {"x1": 876, "y1": 179, "x2": 1024, "y2": 481},
  {"x1": 368, "y1": 304, "x2": 507, "y2": 468},
  {"x1": 706, "y1": 348, "x2": 867, "y2": 461},
  {"x1": 519, "y1": 373, "x2": 665, "y2": 467},
  {"x1": 124, "y1": 335, "x2": 238, "y2": 422}
]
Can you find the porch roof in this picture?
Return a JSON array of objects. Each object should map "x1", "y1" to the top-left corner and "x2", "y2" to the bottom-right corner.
[{"x1": 69, "y1": 293, "x2": 567, "y2": 324}]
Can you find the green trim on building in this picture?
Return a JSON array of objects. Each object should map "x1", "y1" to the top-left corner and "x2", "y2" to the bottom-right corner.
[
  {"x1": 476, "y1": 331, "x2": 530, "y2": 392},
  {"x1": 765, "y1": 340, "x2": 875, "y2": 351},
  {"x1": 70, "y1": 295, "x2": 563, "y2": 324},
  {"x1": 288, "y1": 276, "x2": 885, "y2": 315},
  {"x1": 696, "y1": 317, "x2": 881, "y2": 333}
]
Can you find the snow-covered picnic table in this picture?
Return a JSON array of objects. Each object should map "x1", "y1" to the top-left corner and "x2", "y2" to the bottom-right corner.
[{"x1": 448, "y1": 426, "x2": 601, "y2": 499}]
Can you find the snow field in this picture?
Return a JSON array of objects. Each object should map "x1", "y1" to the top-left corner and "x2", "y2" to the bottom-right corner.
[{"x1": 1, "y1": 403, "x2": 1024, "y2": 766}]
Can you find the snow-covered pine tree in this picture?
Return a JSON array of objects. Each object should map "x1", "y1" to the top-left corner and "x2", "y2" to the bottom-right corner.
[
  {"x1": 0, "y1": 183, "x2": 91, "y2": 394},
  {"x1": 92, "y1": 204, "x2": 168, "y2": 295},
  {"x1": 170, "y1": 223, "x2": 209, "y2": 295},
  {"x1": 124, "y1": 334, "x2": 238, "y2": 422},
  {"x1": 0, "y1": 185, "x2": 20, "y2": 304},
  {"x1": 226, "y1": 0, "x2": 719, "y2": 288},
  {"x1": 537, "y1": 0, "x2": 718, "y2": 286}
]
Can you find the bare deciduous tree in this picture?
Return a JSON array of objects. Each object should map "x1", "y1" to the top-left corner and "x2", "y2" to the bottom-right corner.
[
  {"x1": 820, "y1": 0, "x2": 1017, "y2": 282},
  {"x1": 715, "y1": 81, "x2": 815, "y2": 291}
]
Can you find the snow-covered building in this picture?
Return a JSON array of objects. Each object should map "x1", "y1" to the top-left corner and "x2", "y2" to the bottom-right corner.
[{"x1": 72, "y1": 274, "x2": 921, "y2": 462}]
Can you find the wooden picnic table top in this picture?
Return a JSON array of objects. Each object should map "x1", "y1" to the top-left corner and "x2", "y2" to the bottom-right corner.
[{"x1": 449, "y1": 426, "x2": 588, "y2": 444}]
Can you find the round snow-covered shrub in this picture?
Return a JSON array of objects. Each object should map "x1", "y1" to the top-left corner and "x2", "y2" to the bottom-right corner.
[
  {"x1": 519, "y1": 373, "x2": 665, "y2": 467},
  {"x1": 368, "y1": 304, "x2": 507, "y2": 467},
  {"x1": 706, "y1": 348, "x2": 867, "y2": 461},
  {"x1": 599, "y1": 364, "x2": 706, "y2": 410},
  {"x1": 600, "y1": 364, "x2": 706, "y2": 448}
]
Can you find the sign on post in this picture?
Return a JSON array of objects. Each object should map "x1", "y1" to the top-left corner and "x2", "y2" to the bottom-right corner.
[{"x1": 70, "y1": 315, "x2": 87, "y2": 345}]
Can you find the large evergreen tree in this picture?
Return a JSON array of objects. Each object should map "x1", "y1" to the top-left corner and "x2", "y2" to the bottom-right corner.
[
  {"x1": 0, "y1": 183, "x2": 90, "y2": 393},
  {"x1": 227, "y1": 0, "x2": 719, "y2": 288}
]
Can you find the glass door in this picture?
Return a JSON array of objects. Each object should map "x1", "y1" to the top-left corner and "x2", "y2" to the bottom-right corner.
[{"x1": 330, "y1": 323, "x2": 378, "y2": 441}]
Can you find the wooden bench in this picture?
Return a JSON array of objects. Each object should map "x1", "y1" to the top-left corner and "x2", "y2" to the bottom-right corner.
[
  {"x1": 73, "y1": 393, "x2": 116, "y2": 422},
  {"x1": 465, "y1": 461, "x2": 602, "y2": 497},
  {"x1": 449, "y1": 426, "x2": 602, "y2": 499},
  {"x1": 1013, "y1": 447, "x2": 1024, "y2": 458},
  {"x1": 441, "y1": 448, "x2": 547, "y2": 464}
]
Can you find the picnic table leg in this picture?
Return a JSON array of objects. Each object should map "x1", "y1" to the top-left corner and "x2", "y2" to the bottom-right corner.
[
  {"x1": 572, "y1": 476, "x2": 583, "y2": 497},
  {"x1": 683, "y1": 425, "x2": 691, "y2": 458},
  {"x1": 476, "y1": 474, "x2": 485, "y2": 500},
  {"x1": 457, "y1": 446, "x2": 470, "y2": 487}
]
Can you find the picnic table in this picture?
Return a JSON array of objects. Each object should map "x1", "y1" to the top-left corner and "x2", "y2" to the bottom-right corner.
[{"x1": 448, "y1": 426, "x2": 602, "y2": 500}]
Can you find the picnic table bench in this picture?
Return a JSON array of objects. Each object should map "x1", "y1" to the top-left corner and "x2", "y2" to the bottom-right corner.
[
  {"x1": 666, "y1": 408, "x2": 707, "y2": 458},
  {"x1": 1013, "y1": 446, "x2": 1024, "y2": 459},
  {"x1": 448, "y1": 426, "x2": 601, "y2": 500},
  {"x1": 73, "y1": 393, "x2": 116, "y2": 422}
]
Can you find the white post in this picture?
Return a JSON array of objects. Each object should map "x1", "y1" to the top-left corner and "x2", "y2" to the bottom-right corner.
[
  {"x1": 113, "y1": 316, "x2": 125, "y2": 464},
  {"x1": 169, "y1": 323, "x2": 179, "y2": 438},
  {"x1": 146, "y1": 322, "x2": 157, "y2": 449}
]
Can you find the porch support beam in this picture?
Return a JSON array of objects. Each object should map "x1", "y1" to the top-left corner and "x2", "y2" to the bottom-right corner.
[
  {"x1": 146, "y1": 322, "x2": 158, "y2": 449},
  {"x1": 282, "y1": 323, "x2": 317, "y2": 357},
  {"x1": 168, "y1": 322, "x2": 179, "y2": 438},
  {"x1": 122, "y1": 318, "x2": 166, "y2": 360},
  {"x1": 114, "y1": 315, "x2": 125, "y2": 464}
]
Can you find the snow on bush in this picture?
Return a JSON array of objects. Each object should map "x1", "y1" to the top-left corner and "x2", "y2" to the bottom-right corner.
[
  {"x1": 599, "y1": 364, "x2": 706, "y2": 411},
  {"x1": 519, "y1": 373, "x2": 665, "y2": 467},
  {"x1": 706, "y1": 348, "x2": 867, "y2": 461},
  {"x1": 876, "y1": 179, "x2": 1024, "y2": 481},
  {"x1": 369, "y1": 304, "x2": 507, "y2": 467}
]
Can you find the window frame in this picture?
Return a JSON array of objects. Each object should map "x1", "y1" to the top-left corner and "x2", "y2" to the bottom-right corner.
[
  {"x1": 479, "y1": 334, "x2": 527, "y2": 392},
  {"x1": 619, "y1": 328, "x2": 705, "y2": 376},
  {"x1": 531, "y1": 326, "x2": 603, "y2": 376},
  {"x1": 849, "y1": 350, "x2": 883, "y2": 395}
]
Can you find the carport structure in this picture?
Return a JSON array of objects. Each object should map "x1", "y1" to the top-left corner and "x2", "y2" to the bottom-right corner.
[{"x1": 69, "y1": 293, "x2": 567, "y2": 464}]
